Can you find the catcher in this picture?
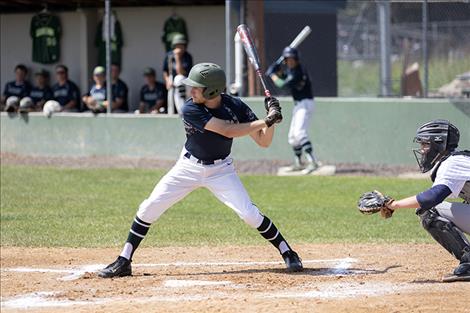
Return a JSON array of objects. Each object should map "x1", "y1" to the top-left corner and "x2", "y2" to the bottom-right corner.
[{"x1": 358, "y1": 119, "x2": 469, "y2": 282}]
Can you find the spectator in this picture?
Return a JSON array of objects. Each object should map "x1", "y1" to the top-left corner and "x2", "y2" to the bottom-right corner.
[
  {"x1": 28, "y1": 69, "x2": 53, "y2": 111},
  {"x1": 47, "y1": 64, "x2": 80, "y2": 112},
  {"x1": 1, "y1": 64, "x2": 32, "y2": 112},
  {"x1": 110, "y1": 63, "x2": 129, "y2": 113},
  {"x1": 82, "y1": 66, "x2": 107, "y2": 113},
  {"x1": 163, "y1": 33, "x2": 193, "y2": 113},
  {"x1": 138, "y1": 67, "x2": 167, "y2": 114}
]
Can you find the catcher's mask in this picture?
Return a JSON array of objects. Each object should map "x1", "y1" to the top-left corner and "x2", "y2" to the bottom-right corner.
[{"x1": 412, "y1": 119, "x2": 460, "y2": 173}]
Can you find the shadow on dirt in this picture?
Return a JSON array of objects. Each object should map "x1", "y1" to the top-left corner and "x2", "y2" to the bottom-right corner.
[{"x1": 158, "y1": 265, "x2": 401, "y2": 277}]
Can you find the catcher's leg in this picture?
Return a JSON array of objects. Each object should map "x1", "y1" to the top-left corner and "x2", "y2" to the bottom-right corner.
[
  {"x1": 417, "y1": 202, "x2": 470, "y2": 281},
  {"x1": 434, "y1": 201, "x2": 470, "y2": 281},
  {"x1": 417, "y1": 204, "x2": 470, "y2": 260}
]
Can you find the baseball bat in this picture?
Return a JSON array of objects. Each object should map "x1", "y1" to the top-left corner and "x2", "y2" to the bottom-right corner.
[
  {"x1": 275, "y1": 25, "x2": 312, "y2": 64},
  {"x1": 236, "y1": 24, "x2": 271, "y2": 98}
]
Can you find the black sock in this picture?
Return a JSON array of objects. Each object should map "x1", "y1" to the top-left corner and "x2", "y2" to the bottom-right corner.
[
  {"x1": 257, "y1": 216, "x2": 291, "y2": 254},
  {"x1": 120, "y1": 216, "x2": 151, "y2": 260},
  {"x1": 293, "y1": 145, "x2": 302, "y2": 158},
  {"x1": 301, "y1": 141, "x2": 316, "y2": 163}
]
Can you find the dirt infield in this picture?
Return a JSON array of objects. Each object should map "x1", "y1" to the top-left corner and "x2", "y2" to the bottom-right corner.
[{"x1": 1, "y1": 244, "x2": 469, "y2": 312}]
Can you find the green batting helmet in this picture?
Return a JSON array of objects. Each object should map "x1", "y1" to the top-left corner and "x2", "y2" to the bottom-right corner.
[{"x1": 182, "y1": 63, "x2": 226, "y2": 99}]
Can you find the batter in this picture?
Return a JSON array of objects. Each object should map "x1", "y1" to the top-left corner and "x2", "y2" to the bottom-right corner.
[
  {"x1": 266, "y1": 47, "x2": 319, "y2": 174},
  {"x1": 99, "y1": 63, "x2": 303, "y2": 278}
]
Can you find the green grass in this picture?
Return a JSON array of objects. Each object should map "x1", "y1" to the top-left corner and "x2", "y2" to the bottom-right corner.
[
  {"x1": 338, "y1": 57, "x2": 470, "y2": 97},
  {"x1": 0, "y1": 165, "x2": 432, "y2": 248}
]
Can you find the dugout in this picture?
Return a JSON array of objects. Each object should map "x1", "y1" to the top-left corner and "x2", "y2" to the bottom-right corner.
[{"x1": 1, "y1": 0, "x2": 345, "y2": 110}]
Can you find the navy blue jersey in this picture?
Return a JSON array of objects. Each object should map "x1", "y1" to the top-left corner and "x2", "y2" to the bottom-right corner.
[
  {"x1": 112, "y1": 79, "x2": 128, "y2": 111},
  {"x1": 140, "y1": 82, "x2": 167, "y2": 107},
  {"x1": 52, "y1": 80, "x2": 80, "y2": 107},
  {"x1": 182, "y1": 94, "x2": 258, "y2": 161},
  {"x1": 30, "y1": 86, "x2": 53, "y2": 104},
  {"x1": 86, "y1": 84, "x2": 106, "y2": 102},
  {"x1": 267, "y1": 63, "x2": 313, "y2": 101},
  {"x1": 3, "y1": 80, "x2": 32, "y2": 98},
  {"x1": 163, "y1": 51, "x2": 193, "y2": 77}
]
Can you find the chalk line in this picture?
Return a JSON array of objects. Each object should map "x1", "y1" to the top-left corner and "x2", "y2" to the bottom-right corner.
[
  {"x1": 2, "y1": 258, "x2": 358, "y2": 281},
  {"x1": 163, "y1": 279, "x2": 233, "y2": 288},
  {"x1": 1, "y1": 292, "x2": 106, "y2": 309}
]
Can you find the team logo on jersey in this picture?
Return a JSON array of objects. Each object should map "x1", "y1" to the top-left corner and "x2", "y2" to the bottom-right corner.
[
  {"x1": 224, "y1": 106, "x2": 239, "y2": 124},
  {"x1": 183, "y1": 119, "x2": 203, "y2": 135}
]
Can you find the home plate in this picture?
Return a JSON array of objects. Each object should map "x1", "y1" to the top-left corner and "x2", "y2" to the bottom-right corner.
[{"x1": 277, "y1": 165, "x2": 336, "y2": 176}]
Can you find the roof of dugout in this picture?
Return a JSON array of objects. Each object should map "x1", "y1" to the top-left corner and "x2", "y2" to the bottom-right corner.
[{"x1": 0, "y1": 0, "x2": 224, "y2": 13}]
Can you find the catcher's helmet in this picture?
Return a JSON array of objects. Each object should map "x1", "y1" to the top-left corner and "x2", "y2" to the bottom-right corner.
[
  {"x1": 182, "y1": 63, "x2": 226, "y2": 100},
  {"x1": 282, "y1": 47, "x2": 299, "y2": 60},
  {"x1": 413, "y1": 119, "x2": 460, "y2": 173}
]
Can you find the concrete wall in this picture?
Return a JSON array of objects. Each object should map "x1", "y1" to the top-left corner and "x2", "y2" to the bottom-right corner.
[
  {"x1": 1, "y1": 6, "x2": 229, "y2": 111},
  {"x1": 1, "y1": 11, "x2": 85, "y2": 89},
  {"x1": 2, "y1": 98, "x2": 469, "y2": 165}
]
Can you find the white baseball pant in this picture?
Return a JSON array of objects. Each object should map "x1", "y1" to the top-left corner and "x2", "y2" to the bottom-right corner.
[
  {"x1": 136, "y1": 149, "x2": 265, "y2": 229},
  {"x1": 173, "y1": 74, "x2": 188, "y2": 115},
  {"x1": 436, "y1": 201, "x2": 470, "y2": 234},
  {"x1": 288, "y1": 98, "x2": 315, "y2": 147}
]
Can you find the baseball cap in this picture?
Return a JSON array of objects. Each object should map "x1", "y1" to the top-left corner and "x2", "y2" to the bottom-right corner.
[
  {"x1": 35, "y1": 69, "x2": 49, "y2": 77},
  {"x1": 143, "y1": 67, "x2": 156, "y2": 76},
  {"x1": 93, "y1": 66, "x2": 105, "y2": 76},
  {"x1": 171, "y1": 33, "x2": 187, "y2": 47}
]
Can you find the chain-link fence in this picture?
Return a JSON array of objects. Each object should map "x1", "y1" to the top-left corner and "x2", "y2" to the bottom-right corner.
[{"x1": 337, "y1": 1, "x2": 470, "y2": 97}]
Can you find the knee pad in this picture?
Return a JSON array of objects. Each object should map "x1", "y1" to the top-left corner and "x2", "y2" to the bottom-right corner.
[{"x1": 418, "y1": 208, "x2": 470, "y2": 260}]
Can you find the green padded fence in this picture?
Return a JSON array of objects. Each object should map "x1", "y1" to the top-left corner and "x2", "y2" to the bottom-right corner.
[{"x1": 1, "y1": 97, "x2": 469, "y2": 165}]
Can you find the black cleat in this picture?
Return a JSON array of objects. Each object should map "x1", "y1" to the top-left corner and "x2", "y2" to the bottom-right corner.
[
  {"x1": 442, "y1": 262, "x2": 470, "y2": 282},
  {"x1": 98, "y1": 256, "x2": 132, "y2": 278},
  {"x1": 282, "y1": 250, "x2": 303, "y2": 272}
]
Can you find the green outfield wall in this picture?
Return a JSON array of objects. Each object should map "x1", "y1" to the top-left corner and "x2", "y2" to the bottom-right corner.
[{"x1": 1, "y1": 98, "x2": 469, "y2": 165}]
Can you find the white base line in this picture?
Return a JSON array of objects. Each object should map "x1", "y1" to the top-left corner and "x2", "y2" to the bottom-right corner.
[
  {"x1": 134, "y1": 258, "x2": 357, "y2": 268},
  {"x1": 1, "y1": 258, "x2": 358, "y2": 281}
]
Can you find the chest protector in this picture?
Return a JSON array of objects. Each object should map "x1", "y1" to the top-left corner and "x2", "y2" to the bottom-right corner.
[{"x1": 431, "y1": 150, "x2": 470, "y2": 203}]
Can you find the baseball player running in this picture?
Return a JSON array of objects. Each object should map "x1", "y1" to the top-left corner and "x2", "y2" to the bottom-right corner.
[
  {"x1": 266, "y1": 47, "x2": 319, "y2": 174},
  {"x1": 99, "y1": 63, "x2": 303, "y2": 278},
  {"x1": 358, "y1": 120, "x2": 469, "y2": 282}
]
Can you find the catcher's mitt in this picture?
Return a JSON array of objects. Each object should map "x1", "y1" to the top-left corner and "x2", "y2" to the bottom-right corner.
[{"x1": 357, "y1": 190, "x2": 394, "y2": 218}]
